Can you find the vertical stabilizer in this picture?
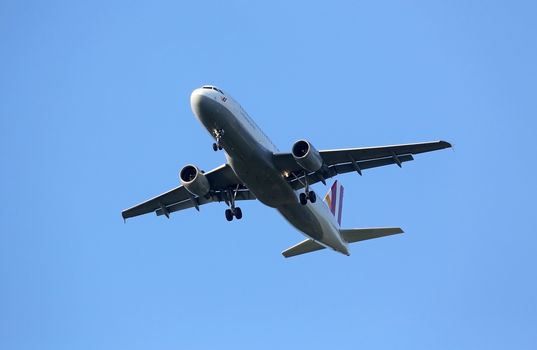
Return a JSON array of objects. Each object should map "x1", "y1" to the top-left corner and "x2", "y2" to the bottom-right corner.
[{"x1": 324, "y1": 180, "x2": 344, "y2": 226}]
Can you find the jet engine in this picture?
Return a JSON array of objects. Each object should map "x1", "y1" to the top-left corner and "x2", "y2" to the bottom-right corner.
[
  {"x1": 180, "y1": 164, "x2": 210, "y2": 197},
  {"x1": 292, "y1": 140, "x2": 323, "y2": 172}
]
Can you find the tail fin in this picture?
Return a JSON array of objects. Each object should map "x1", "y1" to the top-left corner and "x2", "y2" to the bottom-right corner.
[{"x1": 324, "y1": 180, "x2": 344, "y2": 226}]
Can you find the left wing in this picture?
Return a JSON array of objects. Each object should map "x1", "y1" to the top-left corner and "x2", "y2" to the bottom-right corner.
[
  {"x1": 273, "y1": 140, "x2": 451, "y2": 190},
  {"x1": 122, "y1": 164, "x2": 255, "y2": 220}
]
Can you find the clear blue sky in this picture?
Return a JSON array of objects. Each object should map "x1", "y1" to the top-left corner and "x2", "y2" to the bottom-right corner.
[{"x1": 1, "y1": 1, "x2": 536, "y2": 349}]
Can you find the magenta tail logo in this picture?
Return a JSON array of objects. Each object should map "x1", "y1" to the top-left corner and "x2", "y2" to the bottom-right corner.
[{"x1": 324, "y1": 180, "x2": 344, "y2": 226}]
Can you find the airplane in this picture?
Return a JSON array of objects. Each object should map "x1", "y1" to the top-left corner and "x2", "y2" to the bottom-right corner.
[{"x1": 122, "y1": 85, "x2": 451, "y2": 258}]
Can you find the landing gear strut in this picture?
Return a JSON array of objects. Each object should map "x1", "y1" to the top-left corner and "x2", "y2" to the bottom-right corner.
[
  {"x1": 224, "y1": 185, "x2": 243, "y2": 221},
  {"x1": 212, "y1": 129, "x2": 224, "y2": 151},
  {"x1": 299, "y1": 171, "x2": 317, "y2": 205}
]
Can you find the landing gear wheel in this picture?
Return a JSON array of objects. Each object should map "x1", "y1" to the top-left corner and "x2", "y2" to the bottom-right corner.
[
  {"x1": 212, "y1": 143, "x2": 218, "y2": 151},
  {"x1": 218, "y1": 145, "x2": 223, "y2": 150},
  {"x1": 234, "y1": 207, "x2": 242, "y2": 220},
  {"x1": 299, "y1": 192, "x2": 308, "y2": 205},
  {"x1": 225, "y1": 208, "x2": 234, "y2": 221},
  {"x1": 308, "y1": 191, "x2": 317, "y2": 203}
]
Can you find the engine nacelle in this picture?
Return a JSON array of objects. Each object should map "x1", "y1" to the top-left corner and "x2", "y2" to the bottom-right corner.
[
  {"x1": 291, "y1": 139, "x2": 323, "y2": 172},
  {"x1": 179, "y1": 164, "x2": 210, "y2": 197}
]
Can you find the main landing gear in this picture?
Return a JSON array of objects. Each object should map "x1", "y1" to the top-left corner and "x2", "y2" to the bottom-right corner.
[
  {"x1": 299, "y1": 190, "x2": 317, "y2": 205},
  {"x1": 224, "y1": 185, "x2": 243, "y2": 221},
  {"x1": 298, "y1": 170, "x2": 317, "y2": 205},
  {"x1": 225, "y1": 207, "x2": 242, "y2": 221},
  {"x1": 212, "y1": 128, "x2": 224, "y2": 151}
]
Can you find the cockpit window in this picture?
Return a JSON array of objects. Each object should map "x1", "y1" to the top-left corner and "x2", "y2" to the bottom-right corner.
[{"x1": 201, "y1": 85, "x2": 224, "y2": 95}]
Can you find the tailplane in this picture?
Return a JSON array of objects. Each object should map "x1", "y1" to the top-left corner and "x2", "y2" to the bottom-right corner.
[
  {"x1": 324, "y1": 180, "x2": 344, "y2": 226},
  {"x1": 281, "y1": 239, "x2": 325, "y2": 258},
  {"x1": 281, "y1": 227, "x2": 403, "y2": 258},
  {"x1": 340, "y1": 227, "x2": 403, "y2": 243},
  {"x1": 282, "y1": 181, "x2": 403, "y2": 258}
]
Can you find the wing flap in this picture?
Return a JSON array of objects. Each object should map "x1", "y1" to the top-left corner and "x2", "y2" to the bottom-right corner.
[
  {"x1": 282, "y1": 239, "x2": 326, "y2": 258},
  {"x1": 122, "y1": 186, "x2": 189, "y2": 220},
  {"x1": 155, "y1": 189, "x2": 256, "y2": 216},
  {"x1": 331, "y1": 154, "x2": 414, "y2": 174}
]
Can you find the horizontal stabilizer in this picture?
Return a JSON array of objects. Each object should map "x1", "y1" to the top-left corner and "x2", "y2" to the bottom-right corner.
[
  {"x1": 340, "y1": 227, "x2": 403, "y2": 243},
  {"x1": 282, "y1": 239, "x2": 326, "y2": 258}
]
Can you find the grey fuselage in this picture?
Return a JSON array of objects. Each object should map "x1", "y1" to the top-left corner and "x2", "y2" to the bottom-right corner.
[{"x1": 190, "y1": 86, "x2": 348, "y2": 255}]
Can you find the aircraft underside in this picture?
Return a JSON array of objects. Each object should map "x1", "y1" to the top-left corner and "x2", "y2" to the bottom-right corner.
[{"x1": 121, "y1": 85, "x2": 451, "y2": 257}]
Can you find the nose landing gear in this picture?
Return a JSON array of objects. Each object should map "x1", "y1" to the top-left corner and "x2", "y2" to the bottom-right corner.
[{"x1": 212, "y1": 129, "x2": 224, "y2": 151}]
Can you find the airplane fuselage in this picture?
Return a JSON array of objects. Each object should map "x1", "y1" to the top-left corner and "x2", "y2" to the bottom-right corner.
[{"x1": 190, "y1": 86, "x2": 349, "y2": 255}]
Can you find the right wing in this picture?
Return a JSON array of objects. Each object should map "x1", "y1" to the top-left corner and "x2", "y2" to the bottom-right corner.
[
  {"x1": 317, "y1": 140, "x2": 451, "y2": 166},
  {"x1": 121, "y1": 164, "x2": 256, "y2": 220},
  {"x1": 273, "y1": 140, "x2": 451, "y2": 190}
]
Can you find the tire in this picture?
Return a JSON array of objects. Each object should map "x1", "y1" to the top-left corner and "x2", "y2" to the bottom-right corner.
[
  {"x1": 212, "y1": 143, "x2": 218, "y2": 151},
  {"x1": 299, "y1": 192, "x2": 308, "y2": 205},
  {"x1": 225, "y1": 209, "x2": 234, "y2": 221},
  {"x1": 234, "y1": 207, "x2": 242, "y2": 220},
  {"x1": 309, "y1": 191, "x2": 317, "y2": 203},
  {"x1": 218, "y1": 145, "x2": 223, "y2": 150}
]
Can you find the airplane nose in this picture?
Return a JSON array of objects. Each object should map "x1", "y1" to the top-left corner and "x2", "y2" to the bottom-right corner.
[
  {"x1": 190, "y1": 88, "x2": 206, "y2": 114},
  {"x1": 190, "y1": 87, "x2": 219, "y2": 117}
]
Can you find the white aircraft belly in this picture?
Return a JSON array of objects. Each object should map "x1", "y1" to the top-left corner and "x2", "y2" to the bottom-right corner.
[
  {"x1": 276, "y1": 194, "x2": 349, "y2": 255},
  {"x1": 303, "y1": 198, "x2": 349, "y2": 254}
]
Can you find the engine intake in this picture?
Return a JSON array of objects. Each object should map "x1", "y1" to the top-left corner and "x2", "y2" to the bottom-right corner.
[
  {"x1": 292, "y1": 140, "x2": 323, "y2": 172},
  {"x1": 180, "y1": 164, "x2": 210, "y2": 197}
]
